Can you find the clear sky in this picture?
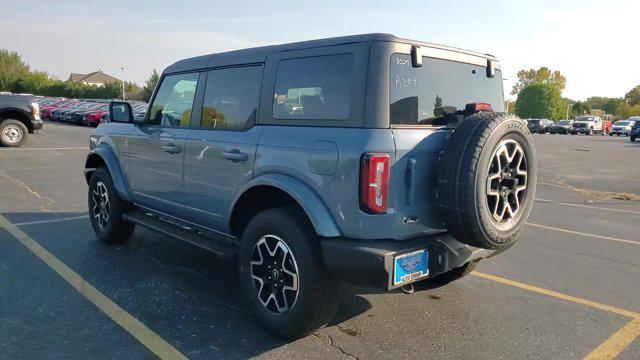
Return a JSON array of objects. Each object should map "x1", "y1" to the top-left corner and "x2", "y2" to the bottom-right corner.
[{"x1": 1, "y1": 0, "x2": 638, "y2": 100}]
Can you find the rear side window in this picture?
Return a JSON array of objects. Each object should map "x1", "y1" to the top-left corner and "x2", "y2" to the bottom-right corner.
[
  {"x1": 148, "y1": 72, "x2": 199, "y2": 127},
  {"x1": 273, "y1": 54, "x2": 354, "y2": 120},
  {"x1": 390, "y1": 54, "x2": 504, "y2": 126},
  {"x1": 201, "y1": 66, "x2": 262, "y2": 130}
]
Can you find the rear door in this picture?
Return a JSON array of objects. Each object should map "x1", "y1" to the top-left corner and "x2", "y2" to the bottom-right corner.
[
  {"x1": 183, "y1": 65, "x2": 264, "y2": 232},
  {"x1": 388, "y1": 51, "x2": 505, "y2": 230},
  {"x1": 129, "y1": 72, "x2": 200, "y2": 215}
]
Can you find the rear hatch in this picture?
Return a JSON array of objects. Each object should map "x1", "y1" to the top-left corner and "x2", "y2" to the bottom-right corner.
[{"x1": 389, "y1": 53, "x2": 505, "y2": 231}]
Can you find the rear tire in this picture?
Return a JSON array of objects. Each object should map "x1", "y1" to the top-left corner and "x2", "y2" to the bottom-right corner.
[
  {"x1": 437, "y1": 112, "x2": 537, "y2": 250},
  {"x1": 88, "y1": 167, "x2": 134, "y2": 244},
  {"x1": 239, "y1": 207, "x2": 340, "y2": 340},
  {"x1": 0, "y1": 119, "x2": 28, "y2": 147}
]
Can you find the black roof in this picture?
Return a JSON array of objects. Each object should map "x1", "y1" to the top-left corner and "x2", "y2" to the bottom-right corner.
[{"x1": 164, "y1": 33, "x2": 497, "y2": 74}]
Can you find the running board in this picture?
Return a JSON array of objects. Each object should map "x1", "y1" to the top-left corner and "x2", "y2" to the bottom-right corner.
[{"x1": 123, "y1": 210, "x2": 236, "y2": 257}]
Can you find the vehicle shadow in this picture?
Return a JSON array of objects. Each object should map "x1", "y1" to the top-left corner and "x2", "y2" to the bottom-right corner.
[{"x1": 1, "y1": 211, "x2": 372, "y2": 359}]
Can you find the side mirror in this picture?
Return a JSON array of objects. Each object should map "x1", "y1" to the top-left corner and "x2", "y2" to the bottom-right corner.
[{"x1": 109, "y1": 101, "x2": 141, "y2": 124}]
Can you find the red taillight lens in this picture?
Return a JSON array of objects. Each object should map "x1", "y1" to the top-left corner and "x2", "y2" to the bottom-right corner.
[
  {"x1": 465, "y1": 102, "x2": 492, "y2": 112},
  {"x1": 360, "y1": 153, "x2": 390, "y2": 214}
]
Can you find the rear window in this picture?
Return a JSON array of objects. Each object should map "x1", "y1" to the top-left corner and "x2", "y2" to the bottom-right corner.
[
  {"x1": 273, "y1": 54, "x2": 354, "y2": 120},
  {"x1": 390, "y1": 54, "x2": 504, "y2": 126}
]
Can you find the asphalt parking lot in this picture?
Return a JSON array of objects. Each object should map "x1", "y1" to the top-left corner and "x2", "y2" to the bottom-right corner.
[{"x1": 1, "y1": 123, "x2": 639, "y2": 359}]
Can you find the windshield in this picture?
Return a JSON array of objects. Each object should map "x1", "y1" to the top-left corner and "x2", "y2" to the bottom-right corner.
[
  {"x1": 576, "y1": 116, "x2": 594, "y2": 121},
  {"x1": 389, "y1": 54, "x2": 504, "y2": 125},
  {"x1": 558, "y1": 120, "x2": 571, "y2": 125},
  {"x1": 615, "y1": 121, "x2": 629, "y2": 126}
]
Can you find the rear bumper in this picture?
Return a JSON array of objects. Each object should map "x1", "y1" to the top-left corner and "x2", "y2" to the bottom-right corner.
[{"x1": 320, "y1": 232, "x2": 494, "y2": 290}]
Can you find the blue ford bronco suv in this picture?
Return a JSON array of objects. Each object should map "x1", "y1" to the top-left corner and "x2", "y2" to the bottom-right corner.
[{"x1": 85, "y1": 34, "x2": 536, "y2": 339}]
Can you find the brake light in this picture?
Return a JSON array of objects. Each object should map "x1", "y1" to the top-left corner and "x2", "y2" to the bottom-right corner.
[
  {"x1": 360, "y1": 153, "x2": 390, "y2": 214},
  {"x1": 465, "y1": 102, "x2": 492, "y2": 113}
]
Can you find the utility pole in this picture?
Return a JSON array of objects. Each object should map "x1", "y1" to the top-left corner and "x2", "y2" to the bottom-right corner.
[
  {"x1": 566, "y1": 103, "x2": 573, "y2": 120},
  {"x1": 121, "y1": 67, "x2": 126, "y2": 101}
]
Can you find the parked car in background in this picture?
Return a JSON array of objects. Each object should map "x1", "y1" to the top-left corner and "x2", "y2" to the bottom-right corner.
[
  {"x1": 569, "y1": 116, "x2": 610, "y2": 135},
  {"x1": 71, "y1": 103, "x2": 108, "y2": 125},
  {"x1": 52, "y1": 102, "x2": 86, "y2": 121},
  {"x1": 82, "y1": 109, "x2": 109, "y2": 127},
  {"x1": 41, "y1": 100, "x2": 75, "y2": 119},
  {"x1": 630, "y1": 121, "x2": 640, "y2": 142},
  {"x1": 0, "y1": 94, "x2": 43, "y2": 147},
  {"x1": 548, "y1": 119, "x2": 573, "y2": 134},
  {"x1": 610, "y1": 120, "x2": 636, "y2": 136},
  {"x1": 527, "y1": 119, "x2": 554, "y2": 134},
  {"x1": 61, "y1": 103, "x2": 106, "y2": 124}
]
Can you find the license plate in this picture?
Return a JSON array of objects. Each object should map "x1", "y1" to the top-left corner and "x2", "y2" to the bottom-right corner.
[{"x1": 393, "y1": 249, "x2": 429, "y2": 286}]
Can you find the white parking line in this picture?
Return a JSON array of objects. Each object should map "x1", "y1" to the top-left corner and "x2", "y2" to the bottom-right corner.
[
  {"x1": 535, "y1": 198, "x2": 640, "y2": 216},
  {"x1": 527, "y1": 223, "x2": 640, "y2": 246},
  {"x1": 6, "y1": 214, "x2": 90, "y2": 227}
]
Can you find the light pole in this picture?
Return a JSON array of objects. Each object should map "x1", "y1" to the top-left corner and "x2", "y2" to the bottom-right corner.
[
  {"x1": 566, "y1": 103, "x2": 573, "y2": 120},
  {"x1": 121, "y1": 67, "x2": 126, "y2": 101}
]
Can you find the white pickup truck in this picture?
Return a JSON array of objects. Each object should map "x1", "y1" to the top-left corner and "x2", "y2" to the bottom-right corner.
[{"x1": 569, "y1": 115, "x2": 609, "y2": 135}]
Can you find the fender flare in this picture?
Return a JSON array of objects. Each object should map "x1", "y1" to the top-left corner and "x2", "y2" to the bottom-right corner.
[
  {"x1": 0, "y1": 107, "x2": 34, "y2": 130},
  {"x1": 84, "y1": 145, "x2": 132, "y2": 202},
  {"x1": 231, "y1": 174, "x2": 341, "y2": 238}
]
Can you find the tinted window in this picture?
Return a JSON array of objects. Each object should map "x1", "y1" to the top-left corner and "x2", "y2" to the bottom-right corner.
[
  {"x1": 390, "y1": 54, "x2": 505, "y2": 126},
  {"x1": 148, "y1": 72, "x2": 199, "y2": 126},
  {"x1": 273, "y1": 54, "x2": 354, "y2": 120},
  {"x1": 201, "y1": 66, "x2": 262, "y2": 130}
]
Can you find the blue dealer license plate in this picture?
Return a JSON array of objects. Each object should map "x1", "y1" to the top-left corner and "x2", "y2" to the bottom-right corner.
[{"x1": 393, "y1": 249, "x2": 429, "y2": 286}]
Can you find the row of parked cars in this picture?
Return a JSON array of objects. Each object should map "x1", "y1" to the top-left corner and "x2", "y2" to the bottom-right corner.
[
  {"x1": 527, "y1": 116, "x2": 640, "y2": 141},
  {"x1": 35, "y1": 97, "x2": 147, "y2": 126}
]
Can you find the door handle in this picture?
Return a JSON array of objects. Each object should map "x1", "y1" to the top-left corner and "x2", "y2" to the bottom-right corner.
[
  {"x1": 223, "y1": 150, "x2": 249, "y2": 162},
  {"x1": 161, "y1": 144, "x2": 181, "y2": 154}
]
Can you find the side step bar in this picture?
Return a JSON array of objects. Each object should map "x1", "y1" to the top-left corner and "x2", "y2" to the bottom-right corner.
[{"x1": 123, "y1": 210, "x2": 237, "y2": 257}]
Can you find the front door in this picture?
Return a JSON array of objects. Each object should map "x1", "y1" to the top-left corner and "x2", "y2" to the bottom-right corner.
[
  {"x1": 129, "y1": 72, "x2": 200, "y2": 215},
  {"x1": 183, "y1": 65, "x2": 264, "y2": 232}
]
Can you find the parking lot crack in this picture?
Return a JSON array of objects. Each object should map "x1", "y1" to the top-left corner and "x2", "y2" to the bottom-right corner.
[
  {"x1": 314, "y1": 333, "x2": 359, "y2": 360},
  {"x1": 0, "y1": 171, "x2": 56, "y2": 212}
]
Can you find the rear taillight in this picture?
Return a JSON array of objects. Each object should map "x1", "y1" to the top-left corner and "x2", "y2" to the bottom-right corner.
[
  {"x1": 465, "y1": 102, "x2": 492, "y2": 113},
  {"x1": 360, "y1": 153, "x2": 390, "y2": 214}
]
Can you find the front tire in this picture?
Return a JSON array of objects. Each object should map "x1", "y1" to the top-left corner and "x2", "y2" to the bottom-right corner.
[
  {"x1": 239, "y1": 207, "x2": 340, "y2": 340},
  {"x1": 0, "y1": 119, "x2": 28, "y2": 147},
  {"x1": 88, "y1": 167, "x2": 135, "y2": 244}
]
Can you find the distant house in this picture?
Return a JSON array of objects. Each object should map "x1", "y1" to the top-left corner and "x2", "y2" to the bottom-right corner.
[{"x1": 68, "y1": 70, "x2": 120, "y2": 87}]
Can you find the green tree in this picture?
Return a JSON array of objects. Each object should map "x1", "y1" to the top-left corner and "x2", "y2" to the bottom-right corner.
[
  {"x1": 141, "y1": 69, "x2": 160, "y2": 102},
  {"x1": 601, "y1": 98, "x2": 626, "y2": 115},
  {"x1": 571, "y1": 101, "x2": 591, "y2": 117},
  {"x1": 515, "y1": 83, "x2": 564, "y2": 120},
  {"x1": 625, "y1": 85, "x2": 640, "y2": 106},
  {"x1": 511, "y1": 67, "x2": 566, "y2": 95},
  {"x1": 10, "y1": 70, "x2": 52, "y2": 94},
  {"x1": 0, "y1": 49, "x2": 30, "y2": 91}
]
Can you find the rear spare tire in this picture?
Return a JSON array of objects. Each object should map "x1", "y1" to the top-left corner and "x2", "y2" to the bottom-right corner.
[{"x1": 437, "y1": 112, "x2": 537, "y2": 250}]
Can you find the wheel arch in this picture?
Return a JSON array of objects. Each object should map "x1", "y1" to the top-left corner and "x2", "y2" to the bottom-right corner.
[
  {"x1": 229, "y1": 174, "x2": 341, "y2": 238},
  {"x1": 84, "y1": 146, "x2": 132, "y2": 202},
  {"x1": 0, "y1": 108, "x2": 33, "y2": 131}
]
